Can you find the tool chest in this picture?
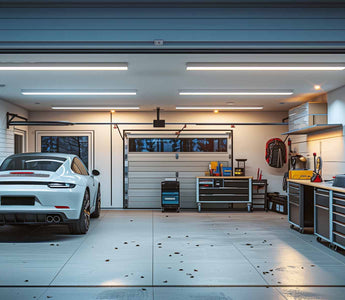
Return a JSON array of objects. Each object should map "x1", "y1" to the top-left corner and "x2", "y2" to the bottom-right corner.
[
  {"x1": 196, "y1": 177, "x2": 252, "y2": 212},
  {"x1": 161, "y1": 180, "x2": 180, "y2": 212}
]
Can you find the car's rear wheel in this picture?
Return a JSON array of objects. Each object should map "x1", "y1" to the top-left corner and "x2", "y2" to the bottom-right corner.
[
  {"x1": 69, "y1": 190, "x2": 90, "y2": 235},
  {"x1": 91, "y1": 186, "x2": 101, "y2": 218}
]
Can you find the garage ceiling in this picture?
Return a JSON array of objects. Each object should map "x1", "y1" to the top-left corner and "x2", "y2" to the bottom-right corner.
[{"x1": 0, "y1": 53, "x2": 345, "y2": 112}]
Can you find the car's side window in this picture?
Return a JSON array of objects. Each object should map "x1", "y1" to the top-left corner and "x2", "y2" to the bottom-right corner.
[
  {"x1": 71, "y1": 159, "x2": 82, "y2": 175},
  {"x1": 75, "y1": 158, "x2": 89, "y2": 176}
]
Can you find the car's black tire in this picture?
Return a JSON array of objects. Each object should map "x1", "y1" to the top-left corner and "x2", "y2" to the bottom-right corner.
[
  {"x1": 69, "y1": 190, "x2": 91, "y2": 235},
  {"x1": 91, "y1": 186, "x2": 101, "y2": 219}
]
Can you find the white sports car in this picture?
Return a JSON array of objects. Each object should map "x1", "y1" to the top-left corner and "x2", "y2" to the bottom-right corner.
[{"x1": 0, "y1": 153, "x2": 101, "y2": 234}]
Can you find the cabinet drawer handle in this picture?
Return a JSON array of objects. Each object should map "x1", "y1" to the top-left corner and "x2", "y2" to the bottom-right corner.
[
  {"x1": 164, "y1": 197, "x2": 176, "y2": 200},
  {"x1": 333, "y1": 220, "x2": 345, "y2": 228},
  {"x1": 315, "y1": 204, "x2": 329, "y2": 211},
  {"x1": 334, "y1": 211, "x2": 345, "y2": 218},
  {"x1": 333, "y1": 203, "x2": 345, "y2": 209},
  {"x1": 333, "y1": 197, "x2": 345, "y2": 203},
  {"x1": 315, "y1": 193, "x2": 329, "y2": 197},
  {"x1": 333, "y1": 231, "x2": 345, "y2": 238}
]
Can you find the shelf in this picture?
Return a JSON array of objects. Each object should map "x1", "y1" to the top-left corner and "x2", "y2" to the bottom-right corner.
[{"x1": 282, "y1": 124, "x2": 343, "y2": 135}]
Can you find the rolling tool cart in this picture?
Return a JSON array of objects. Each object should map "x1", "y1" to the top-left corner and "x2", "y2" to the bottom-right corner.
[{"x1": 161, "y1": 179, "x2": 180, "y2": 212}]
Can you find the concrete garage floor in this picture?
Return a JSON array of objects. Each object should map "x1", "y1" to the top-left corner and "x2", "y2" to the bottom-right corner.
[{"x1": 1, "y1": 211, "x2": 345, "y2": 300}]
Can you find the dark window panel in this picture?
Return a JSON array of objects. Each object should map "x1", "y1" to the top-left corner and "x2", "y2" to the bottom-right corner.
[
  {"x1": 41, "y1": 136, "x2": 89, "y2": 168},
  {"x1": 129, "y1": 138, "x2": 227, "y2": 153}
]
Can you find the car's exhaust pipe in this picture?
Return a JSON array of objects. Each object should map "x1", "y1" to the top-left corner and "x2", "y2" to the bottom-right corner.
[
  {"x1": 53, "y1": 216, "x2": 61, "y2": 223},
  {"x1": 46, "y1": 215, "x2": 54, "y2": 223}
]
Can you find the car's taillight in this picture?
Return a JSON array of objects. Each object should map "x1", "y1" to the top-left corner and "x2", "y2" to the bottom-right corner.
[
  {"x1": 55, "y1": 206, "x2": 70, "y2": 209},
  {"x1": 10, "y1": 172, "x2": 34, "y2": 175},
  {"x1": 48, "y1": 182, "x2": 76, "y2": 188}
]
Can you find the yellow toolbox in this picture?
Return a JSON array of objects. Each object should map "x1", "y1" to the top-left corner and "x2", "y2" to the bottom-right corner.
[{"x1": 289, "y1": 170, "x2": 314, "y2": 180}]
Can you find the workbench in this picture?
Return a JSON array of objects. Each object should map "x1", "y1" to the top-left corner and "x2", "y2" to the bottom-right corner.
[
  {"x1": 196, "y1": 176, "x2": 253, "y2": 212},
  {"x1": 288, "y1": 179, "x2": 345, "y2": 251}
]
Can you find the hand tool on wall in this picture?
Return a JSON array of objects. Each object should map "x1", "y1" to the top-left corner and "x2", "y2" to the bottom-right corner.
[{"x1": 311, "y1": 152, "x2": 323, "y2": 182}]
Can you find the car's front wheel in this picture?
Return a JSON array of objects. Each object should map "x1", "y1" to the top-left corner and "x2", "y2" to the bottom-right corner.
[
  {"x1": 91, "y1": 186, "x2": 101, "y2": 219},
  {"x1": 69, "y1": 190, "x2": 90, "y2": 235}
]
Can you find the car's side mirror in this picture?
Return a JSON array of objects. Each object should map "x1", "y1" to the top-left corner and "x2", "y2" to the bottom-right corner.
[{"x1": 92, "y1": 169, "x2": 100, "y2": 176}]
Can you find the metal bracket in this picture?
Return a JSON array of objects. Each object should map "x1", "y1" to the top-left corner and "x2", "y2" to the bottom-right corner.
[
  {"x1": 176, "y1": 124, "x2": 187, "y2": 138},
  {"x1": 6, "y1": 112, "x2": 28, "y2": 129},
  {"x1": 114, "y1": 124, "x2": 124, "y2": 140}
]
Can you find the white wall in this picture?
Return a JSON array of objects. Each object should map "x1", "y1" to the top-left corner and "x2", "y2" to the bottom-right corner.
[
  {"x1": 291, "y1": 87, "x2": 345, "y2": 180},
  {"x1": 28, "y1": 110, "x2": 288, "y2": 208},
  {"x1": 0, "y1": 99, "x2": 28, "y2": 164}
]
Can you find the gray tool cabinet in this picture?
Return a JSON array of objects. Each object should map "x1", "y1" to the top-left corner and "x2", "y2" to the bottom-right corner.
[
  {"x1": 314, "y1": 189, "x2": 345, "y2": 251},
  {"x1": 196, "y1": 176, "x2": 252, "y2": 212},
  {"x1": 287, "y1": 181, "x2": 314, "y2": 233},
  {"x1": 288, "y1": 180, "x2": 345, "y2": 251}
]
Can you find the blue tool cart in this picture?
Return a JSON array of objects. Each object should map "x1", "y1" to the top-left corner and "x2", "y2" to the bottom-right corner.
[{"x1": 161, "y1": 179, "x2": 180, "y2": 212}]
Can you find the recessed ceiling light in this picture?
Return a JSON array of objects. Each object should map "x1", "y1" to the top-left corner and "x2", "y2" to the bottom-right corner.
[
  {"x1": 51, "y1": 106, "x2": 140, "y2": 110},
  {"x1": 22, "y1": 89, "x2": 137, "y2": 96},
  {"x1": 179, "y1": 90, "x2": 293, "y2": 96},
  {"x1": 186, "y1": 63, "x2": 345, "y2": 71},
  {"x1": 314, "y1": 85, "x2": 322, "y2": 90},
  {"x1": 0, "y1": 63, "x2": 128, "y2": 71},
  {"x1": 176, "y1": 106, "x2": 263, "y2": 110}
]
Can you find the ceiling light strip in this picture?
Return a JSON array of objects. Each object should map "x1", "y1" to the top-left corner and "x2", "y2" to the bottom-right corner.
[
  {"x1": 186, "y1": 63, "x2": 345, "y2": 71},
  {"x1": 176, "y1": 106, "x2": 263, "y2": 110},
  {"x1": 0, "y1": 63, "x2": 128, "y2": 71},
  {"x1": 22, "y1": 89, "x2": 137, "y2": 96},
  {"x1": 179, "y1": 91, "x2": 293, "y2": 96},
  {"x1": 51, "y1": 107, "x2": 140, "y2": 110}
]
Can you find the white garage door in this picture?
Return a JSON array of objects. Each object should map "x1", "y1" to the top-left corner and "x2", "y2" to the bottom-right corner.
[{"x1": 125, "y1": 133, "x2": 232, "y2": 209}]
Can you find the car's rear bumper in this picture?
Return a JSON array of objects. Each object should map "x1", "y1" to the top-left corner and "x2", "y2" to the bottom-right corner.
[
  {"x1": 0, "y1": 184, "x2": 84, "y2": 220},
  {"x1": 0, "y1": 212, "x2": 79, "y2": 225}
]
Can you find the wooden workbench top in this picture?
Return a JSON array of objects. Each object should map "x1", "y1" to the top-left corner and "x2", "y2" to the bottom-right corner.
[
  {"x1": 288, "y1": 179, "x2": 345, "y2": 193},
  {"x1": 197, "y1": 176, "x2": 253, "y2": 179}
]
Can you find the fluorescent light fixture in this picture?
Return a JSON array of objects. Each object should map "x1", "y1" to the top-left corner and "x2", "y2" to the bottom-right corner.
[
  {"x1": 179, "y1": 90, "x2": 293, "y2": 96},
  {"x1": 186, "y1": 63, "x2": 345, "y2": 71},
  {"x1": 51, "y1": 106, "x2": 140, "y2": 110},
  {"x1": 176, "y1": 106, "x2": 263, "y2": 110},
  {"x1": 0, "y1": 63, "x2": 128, "y2": 71},
  {"x1": 22, "y1": 89, "x2": 137, "y2": 96}
]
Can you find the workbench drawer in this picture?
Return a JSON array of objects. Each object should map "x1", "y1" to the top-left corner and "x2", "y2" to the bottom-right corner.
[
  {"x1": 333, "y1": 211, "x2": 345, "y2": 224},
  {"x1": 333, "y1": 220, "x2": 345, "y2": 235},
  {"x1": 315, "y1": 204, "x2": 330, "y2": 239},
  {"x1": 199, "y1": 195, "x2": 249, "y2": 202},
  {"x1": 289, "y1": 202, "x2": 300, "y2": 225},
  {"x1": 199, "y1": 188, "x2": 249, "y2": 194},
  {"x1": 289, "y1": 183, "x2": 300, "y2": 191},
  {"x1": 223, "y1": 180, "x2": 249, "y2": 188},
  {"x1": 289, "y1": 194, "x2": 300, "y2": 205},
  {"x1": 315, "y1": 189, "x2": 330, "y2": 208},
  {"x1": 333, "y1": 203, "x2": 345, "y2": 215},
  {"x1": 333, "y1": 231, "x2": 345, "y2": 248},
  {"x1": 333, "y1": 193, "x2": 345, "y2": 208}
]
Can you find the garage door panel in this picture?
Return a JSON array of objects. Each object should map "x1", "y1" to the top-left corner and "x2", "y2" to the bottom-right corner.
[
  {"x1": 129, "y1": 166, "x2": 208, "y2": 172},
  {"x1": 128, "y1": 172, "x2": 176, "y2": 178},
  {"x1": 130, "y1": 161, "x2": 212, "y2": 167},
  {"x1": 126, "y1": 135, "x2": 231, "y2": 208},
  {"x1": 129, "y1": 189, "x2": 161, "y2": 197},
  {"x1": 128, "y1": 154, "x2": 228, "y2": 162}
]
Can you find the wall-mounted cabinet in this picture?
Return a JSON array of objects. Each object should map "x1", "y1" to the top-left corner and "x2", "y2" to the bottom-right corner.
[{"x1": 288, "y1": 102, "x2": 327, "y2": 132}]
